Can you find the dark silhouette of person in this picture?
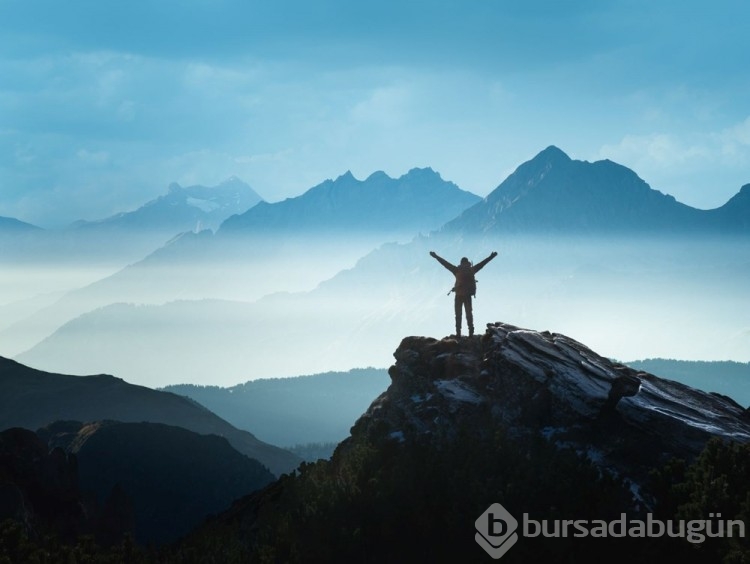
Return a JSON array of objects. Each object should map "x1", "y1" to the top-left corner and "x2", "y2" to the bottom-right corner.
[{"x1": 430, "y1": 250, "x2": 498, "y2": 337}]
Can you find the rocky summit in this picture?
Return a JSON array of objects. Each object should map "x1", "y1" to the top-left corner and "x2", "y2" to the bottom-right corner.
[{"x1": 364, "y1": 322, "x2": 750, "y2": 506}]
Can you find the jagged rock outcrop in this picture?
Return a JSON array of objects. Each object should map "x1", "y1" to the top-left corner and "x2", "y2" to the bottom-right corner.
[{"x1": 359, "y1": 322, "x2": 750, "y2": 504}]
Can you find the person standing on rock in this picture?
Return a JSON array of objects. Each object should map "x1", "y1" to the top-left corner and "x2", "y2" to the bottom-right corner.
[{"x1": 429, "y1": 250, "x2": 498, "y2": 338}]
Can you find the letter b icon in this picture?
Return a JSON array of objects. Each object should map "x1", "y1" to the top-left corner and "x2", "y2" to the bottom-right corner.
[
  {"x1": 489, "y1": 513, "x2": 507, "y2": 537},
  {"x1": 475, "y1": 503, "x2": 519, "y2": 559}
]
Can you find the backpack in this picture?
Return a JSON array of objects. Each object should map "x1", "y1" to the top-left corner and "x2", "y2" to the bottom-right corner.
[{"x1": 454, "y1": 263, "x2": 477, "y2": 297}]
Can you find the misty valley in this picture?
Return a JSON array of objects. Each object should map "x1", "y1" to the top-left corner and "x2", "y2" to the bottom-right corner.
[{"x1": 1, "y1": 147, "x2": 749, "y2": 561}]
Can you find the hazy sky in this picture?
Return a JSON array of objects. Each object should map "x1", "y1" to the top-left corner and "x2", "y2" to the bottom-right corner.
[{"x1": 2, "y1": 0, "x2": 749, "y2": 227}]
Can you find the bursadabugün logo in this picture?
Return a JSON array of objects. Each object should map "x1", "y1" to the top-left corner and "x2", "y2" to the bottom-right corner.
[{"x1": 476, "y1": 503, "x2": 746, "y2": 559}]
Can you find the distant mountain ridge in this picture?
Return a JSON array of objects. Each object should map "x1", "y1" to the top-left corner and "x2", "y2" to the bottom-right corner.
[
  {"x1": 443, "y1": 146, "x2": 750, "y2": 235},
  {"x1": 0, "y1": 177, "x2": 263, "y2": 267},
  {"x1": 4, "y1": 149, "x2": 748, "y2": 242},
  {"x1": 219, "y1": 167, "x2": 481, "y2": 236},
  {"x1": 707, "y1": 183, "x2": 750, "y2": 231},
  {"x1": 71, "y1": 176, "x2": 263, "y2": 233},
  {"x1": 0, "y1": 166, "x2": 482, "y2": 353},
  {"x1": 163, "y1": 368, "x2": 391, "y2": 447},
  {"x1": 0, "y1": 216, "x2": 41, "y2": 232}
]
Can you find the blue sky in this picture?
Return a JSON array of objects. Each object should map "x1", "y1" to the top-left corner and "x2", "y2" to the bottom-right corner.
[{"x1": 2, "y1": 0, "x2": 749, "y2": 227}]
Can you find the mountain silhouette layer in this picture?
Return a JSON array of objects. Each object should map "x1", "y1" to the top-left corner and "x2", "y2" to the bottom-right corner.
[
  {"x1": 0, "y1": 356, "x2": 300, "y2": 476},
  {"x1": 0, "y1": 177, "x2": 263, "y2": 267},
  {"x1": 0, "y1": 216, "x2": 41, "y2": 233},
  {"x1": 70, "y1": 176, "x2": 263, "y2": 233},
  {"x1": 163, "y1": 368, "x2": 390, "y2": 447},
  {"x1": 38, "y1": 420, "x2": 276, "y2": 546},
  {"x1": 443, "y1": 146, "x2": 750, "y2": 235},
  {"x1": 219, "y1": 167, "x2": 480, "y2": 236}
]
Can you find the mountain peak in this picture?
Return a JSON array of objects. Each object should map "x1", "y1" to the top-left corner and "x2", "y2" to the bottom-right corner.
[
  {"x1": 442, "y1": 145, "x2": 716, "y2": 234},
  {"x1": 735, "y1": 183, "x2": 750, "y2": 199},
  {"x1": 217, "y1": 175, "x2": 248, "y2": 188},
  {"x1": 533, "y1": 144, "x2": 571, "y2": 164},
  {"x1": 403, "y1": 166, "x2": 442, "y2": 181},
  {"x1": 334, "y1": 170, "x2": 357, "y2": 183},
  {"x1": 506, "y1": 145, "x2": 573, "y2": 190},
  {"x1": 365, "y1": 170, "x2": 390, "y2": 182},
  {"x1": 69, "y1": 177, "x2": 264, "y2": 234}
]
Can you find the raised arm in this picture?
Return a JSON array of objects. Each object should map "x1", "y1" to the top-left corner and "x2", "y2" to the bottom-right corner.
[
  {"x1": 429, "y1": 251, "x2": 457, "y2": 273},
  {"x1": 472, "y1": 251, "x2": 498, "y2": 273}
]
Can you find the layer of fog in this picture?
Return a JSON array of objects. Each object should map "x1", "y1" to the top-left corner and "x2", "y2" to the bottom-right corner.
[
  {"x1": 0, "y1": 232, "x2": 390, "y2": 357},
  {"x1": 5, "y1": 233, "x2": 748, "y2": 389}
]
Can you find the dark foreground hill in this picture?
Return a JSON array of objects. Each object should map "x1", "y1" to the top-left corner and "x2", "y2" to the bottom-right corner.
[
  {"x1": 0, "y1": 356, "x2": 300, "y2": 476},
  {"x1": 170, "y1": 323, "x2": 750, "y2": 563},
  {"x1": 0, "y1": 422, "x2": 275, "y2": 548},
  {"x1": 41, "y1": 420, "x2": 275, "y2": 545}
]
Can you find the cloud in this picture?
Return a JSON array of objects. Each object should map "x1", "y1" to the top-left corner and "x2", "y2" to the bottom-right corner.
[
  {"x1": 76, "y1": 149, "x2": 111, "y2": 166},
  {"x1": 717, "y1": 116, "x2": 750, "y2": 158},
  {"x1": 0, "y1": 0, "x2": 635, "y2": 74},
  {"x1": 598, "y1": 116, "x2": 750, "y2": 207},
  {"x1": 350, "y1": 86, "x2": 412, "y2": 128},
  {"x1": 600, "y1": 134, "x2": 709, "y2": 170},
  {"x1": 601, "y1": 116, "x2": 750, "y2": 171}
]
